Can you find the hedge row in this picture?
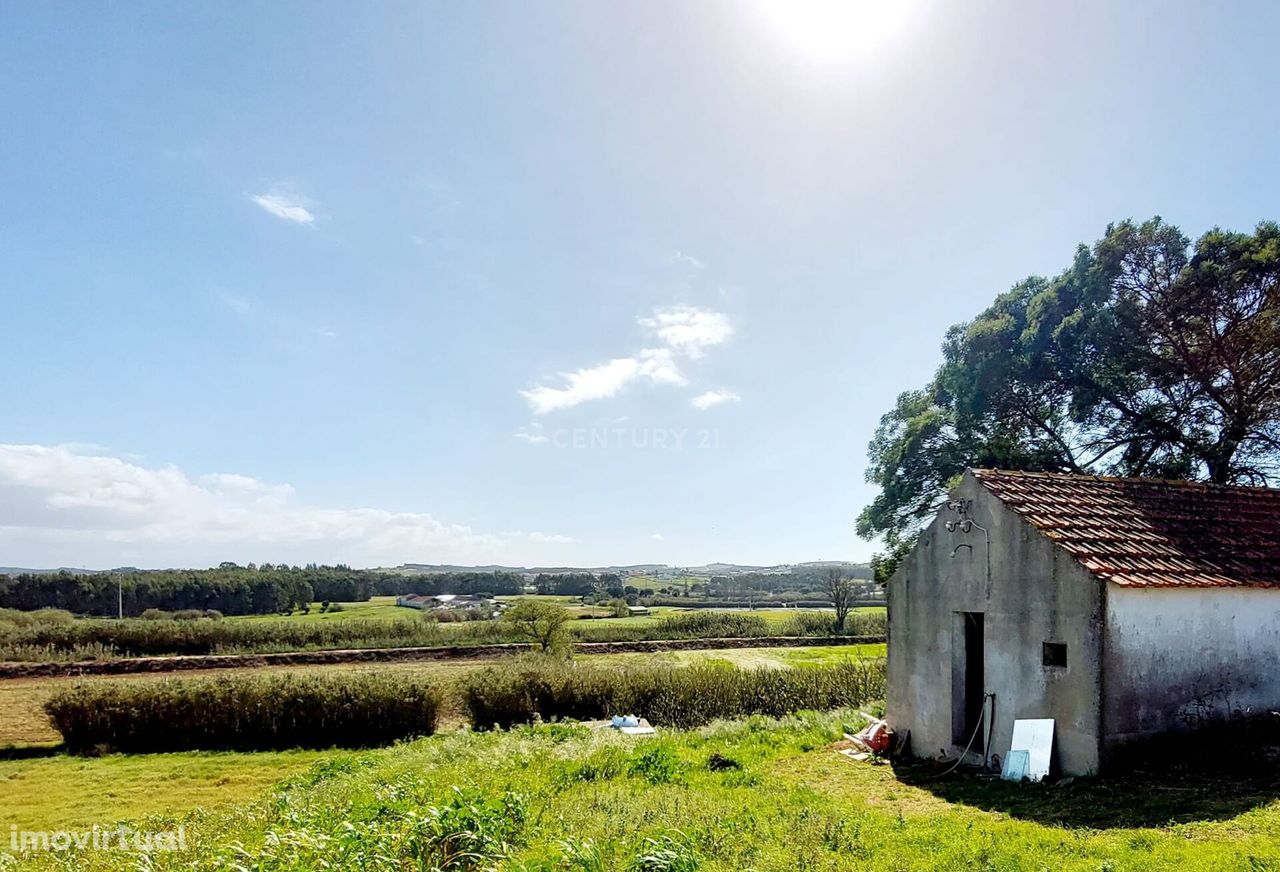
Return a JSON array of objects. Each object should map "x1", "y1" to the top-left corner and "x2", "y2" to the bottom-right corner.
[
  {"x1": 2, "y1": 609, "x2": 886, "y2": 662},
  {"x1": 460, "y1": 657, "x2": 887, "y2": 730},
  {"x1": 1, "y1": 615, "x2": 512, "y2": 660},
  {"x1": 42, "y1": 658, "x2": 886, "y2": 752},
  {"x1": 44, "y1": 672, "x2": 444, "y2": 753}
]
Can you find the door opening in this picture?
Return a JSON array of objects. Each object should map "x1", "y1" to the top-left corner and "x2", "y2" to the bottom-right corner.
[{"x1": 953, "y1": 611, "x2": 985, "y2": 745}]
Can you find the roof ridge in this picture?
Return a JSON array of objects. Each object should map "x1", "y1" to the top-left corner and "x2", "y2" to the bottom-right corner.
[
  {"x1": 967, "y1": 467, "x2": 1280, "y2": 589},
  {"x1": 971, "y1": 467, "x2": 1280, "y2": 495}
]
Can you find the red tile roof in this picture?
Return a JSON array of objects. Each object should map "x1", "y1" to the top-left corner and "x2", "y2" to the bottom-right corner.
[{"x1": 971, "y1": 469, "x2": 1280, "y2": 588}]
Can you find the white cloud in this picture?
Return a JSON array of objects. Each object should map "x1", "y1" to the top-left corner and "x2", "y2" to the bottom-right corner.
[
  {"x1": 250, "y1": 191, "x2": 316, "y2": 224},
  {"x1": 0, "y1": 444, "x2": 569, "y2": 567},
  {"x1": 650, "y1": 533, "x2": 665, "y2": 541},
  {"x1": 637, "y1": 306, "x2": 733, "y2": 359},
  {"x1": 522, "y1": 358, "x2": 644, "y2": 415},
  {"x1": 691, "y1": 389, "x2": 741, "y2": 410},
  {"x1": 514, "y1": 424, "x2": 549, "y2": 444},
  {"x1": 528, "y1": 531, "x2": 575, "y2": 544},
  {"x1": 521, "y1": 306, "x2": 732, "y2": 414},
  {"x1": 669, "y1": 250, "x2": 706, "y2": 270}
]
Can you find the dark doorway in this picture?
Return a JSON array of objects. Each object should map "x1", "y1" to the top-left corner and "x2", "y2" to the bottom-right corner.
[{"x1": 952, "y1": 611, "x2": 985, "y2": 745}]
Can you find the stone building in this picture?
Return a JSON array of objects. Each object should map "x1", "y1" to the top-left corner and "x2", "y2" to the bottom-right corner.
[{"x1": 886, "y1": 468, "x2": 1280, "y2": 775}]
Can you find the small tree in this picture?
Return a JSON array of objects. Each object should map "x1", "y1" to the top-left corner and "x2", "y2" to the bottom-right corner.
[
  {"x1": 502, "y1": 599, "x2": 572, "y2": 654},
  {"x1": 824, "y1": 568, "x2": 856, "y2": 633}
]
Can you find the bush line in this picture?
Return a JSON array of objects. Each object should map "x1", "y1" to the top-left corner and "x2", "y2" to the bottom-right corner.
[
  {"x1": 2, "y1": 608, "x2": 886, "y2": 663},
  {"x1": 44, "y1": 672, "x2": 444, "y2": 753},
  {"x1": 43, "y1": 658, "x2": 885, "y2": 752},
  {"x1": 461, "y1": 657, "x2": 887, "y2": 731}
]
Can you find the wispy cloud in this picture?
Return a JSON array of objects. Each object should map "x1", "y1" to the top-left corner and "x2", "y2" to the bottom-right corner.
[
  {"x1": 691, "y1": 389, "x2": 741, "y2": 410},
  {"x1": 250, "y1": 191, "x2": 316, "y2": 225},
  {"x1": 521, "y1": 306, "x2": 733, "y2": 415},
  {"x1": 222, "y1": 295, "x2": 252, "y2": 316},
  {"x1": 0, "y1": 444, "x2": 571, "y2": 566},
  {"x1": 637, "y1": 306, "x2": 733, "y2": 359},
  {"x1": 514, "y1": 423, "x2": 549, "y2": 444},
  {"x1": 650, "y1": 532, "x2": 665, "y2": 541},
  {"x1": 669, "y1": 250, "x2": 706, "y2": 270},
  {"x1": 528, "y1": 531, "x2": 575, "y2": 544}
]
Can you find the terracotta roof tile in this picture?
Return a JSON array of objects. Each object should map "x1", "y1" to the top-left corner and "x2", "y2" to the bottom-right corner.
[{"x1": 971, "y1": 469, "x2": 1280, "y2": 589}]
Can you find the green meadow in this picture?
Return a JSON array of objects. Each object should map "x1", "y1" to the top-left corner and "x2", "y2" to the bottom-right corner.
[{"x1": 5, "y1": 711, "x2": 1279, "y2": 870}]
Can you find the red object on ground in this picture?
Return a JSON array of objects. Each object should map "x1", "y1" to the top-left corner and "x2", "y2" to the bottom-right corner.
[{"x1": 857, "y1": 720, "x2": 893, "y2": 754}]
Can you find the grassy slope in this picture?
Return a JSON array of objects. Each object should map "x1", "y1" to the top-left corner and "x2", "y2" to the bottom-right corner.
[
  {"x1": 6, "y1": 712, "x2": 1280, "y2": 870},
  {"x1": 0, "y1": 645, "x2": 886, "y2": 748}
]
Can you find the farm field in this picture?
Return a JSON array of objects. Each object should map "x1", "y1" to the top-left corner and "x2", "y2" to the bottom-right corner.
[
  {"x1": 0, "y1": 644, "x2": 886, "y2": 749},
  {"x1": 6, "y1": 711, "x2": 1280, "y2": 869},
  {"x1": 224, "y1": 595, "x2": 412, "y2": 623},
  {"x1": 223, "y1": 597, "x2": 887, "y2": 631}
]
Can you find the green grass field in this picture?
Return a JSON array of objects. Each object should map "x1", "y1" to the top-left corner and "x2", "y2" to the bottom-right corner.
[
  {"x1": 5, "y1": 710, "x2": 1279, "y2": 869},
  {"x1": 0, "y1": 750, "x2": 328, "y2": 832},
  {"x1": 222, "y1": 596, "x2": 886, "y2": 632},
  {"x1": 224, "y1": 595, "x2": 413, "y2": 623}
]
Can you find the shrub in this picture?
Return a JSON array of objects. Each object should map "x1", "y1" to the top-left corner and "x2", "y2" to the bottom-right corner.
[
  {"x1": 849, "y1": 609, "x2": 887, "y2": 636},
  {"x1": 405, "y1": 786, "x2": 527, "y2": 869},
  {"x1": 459, "y1": 657, "x2": 886, "y2": 730},
  {"x1": 0, "y1": 607, "x2": 75, "y2": 628},
  {"x1": 327, "y1": 602, "x2": 345, "y2": 613},
  {"x1": 172, "y1": 609, "x2": 205, "y2": 621},
  {"x1": 778, "y1": 611, "x2": 836, "y2": 636},
  {"x1": 503, "y1": 599, "x2": 572, "y2": 653},
  {"x1": 140, "y1": 609, "x2": 170, "y2": 620},
  {"x1": 203, "y1": 609, "x2": 224, "y2": 621},
  {"x1": 654, "y1": 612, "x2": 770, "y2": 639},
  {"x1": 44, "y1": 672, "x2": 444, "y2": 753}
]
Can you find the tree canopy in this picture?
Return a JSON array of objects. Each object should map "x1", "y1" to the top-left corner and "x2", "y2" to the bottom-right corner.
[{"x1": 858, "y1": 218, "x2": 1280, "y2": 565}]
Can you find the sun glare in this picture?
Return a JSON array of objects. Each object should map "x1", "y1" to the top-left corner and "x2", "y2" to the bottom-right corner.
[{"x1": 758, "y1": 0, "x2": 917, "y2": 61}]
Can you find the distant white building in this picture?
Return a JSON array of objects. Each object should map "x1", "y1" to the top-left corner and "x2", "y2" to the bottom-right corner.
[{"x1": 395, "y1": 593, "x2": 488, "y2": 611}]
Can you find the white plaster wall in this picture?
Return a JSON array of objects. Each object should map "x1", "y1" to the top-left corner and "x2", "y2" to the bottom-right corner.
[
  {"x1": 887, "y1": 472, "x2": 1105, "y2": 775},
  {"x1": 1104, "y1": 586, "x2": 1280, "y2": 749}
]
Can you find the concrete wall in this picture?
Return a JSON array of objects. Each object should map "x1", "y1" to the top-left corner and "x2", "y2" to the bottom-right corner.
[
  {"x1": 887, "y1": 472, "x2": 1106, "y2": 775},
  {"x1": 1102, "y1": 586, "x2": 1280, "y2": 756}
]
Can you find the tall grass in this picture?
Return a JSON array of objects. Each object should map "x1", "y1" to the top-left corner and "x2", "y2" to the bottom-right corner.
[
  {"x1": 44, "y1": 672, "x2": 444, "y2": 753},
  {"x1": 460, "y1": 657, "x2": 887, "y2": 730}
]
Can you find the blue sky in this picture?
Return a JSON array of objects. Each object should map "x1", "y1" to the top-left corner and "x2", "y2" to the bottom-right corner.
[{"x1": 1, "y1": 0, "x2": 1277, "y2": 569}]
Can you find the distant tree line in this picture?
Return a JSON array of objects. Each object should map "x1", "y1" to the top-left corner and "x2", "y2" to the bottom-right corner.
[
  {"x1": 0, "y1": 565, "x2": 523, "y2": 617},
  {"x1": 707, "y1": 568, "x2": 875, "y2": 598},
  {"x1": 534, "y1": 573, "x2": 622, "y2": 597},
  {"x1": 378, "y1": 572, "x2": 523, "y2": 598}
]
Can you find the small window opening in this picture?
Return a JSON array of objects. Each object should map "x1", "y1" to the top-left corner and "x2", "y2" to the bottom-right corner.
[{"x1": 1042, "y1": 642, "x2": 1067, "y2": 668}]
